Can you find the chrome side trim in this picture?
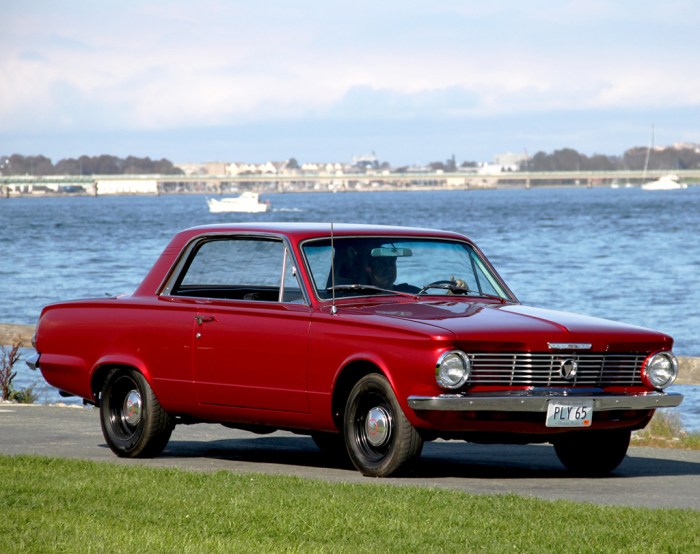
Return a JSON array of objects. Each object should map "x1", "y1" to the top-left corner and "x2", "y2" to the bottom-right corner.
[
  {"x1": 25, "y1": 352, "x2": 40, "y2": 371},
  {"x1": 407, "y1": 390, "x2": 683, "y2": 412}
]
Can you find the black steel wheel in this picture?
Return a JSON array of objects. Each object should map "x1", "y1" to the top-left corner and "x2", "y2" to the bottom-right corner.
[
  {"x1": 100, "y1": 368, "x2": 173, "y2": 458},
  {"x1": 553, "y1": 429, "x2": 631, "y2": 475},
  {"x1": 344, "y1": 373, "x2": 423, "y2": 477}
]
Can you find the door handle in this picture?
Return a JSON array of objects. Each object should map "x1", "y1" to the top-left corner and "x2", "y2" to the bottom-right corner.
[{"x1": 194, "y1": 315, "x2": 216, "y2": 325}]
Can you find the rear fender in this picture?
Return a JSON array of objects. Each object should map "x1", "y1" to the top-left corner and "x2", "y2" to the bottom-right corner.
[{"x1": 91, "y1": 354, "x2": 152, "y2": 402}]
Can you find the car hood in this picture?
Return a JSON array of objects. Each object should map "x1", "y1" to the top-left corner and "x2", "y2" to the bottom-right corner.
[{"x1": 346, "y1": 299, "x2": 672, "y2": 352}]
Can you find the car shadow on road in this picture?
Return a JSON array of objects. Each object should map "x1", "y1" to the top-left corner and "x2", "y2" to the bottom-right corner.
[
  {"x1": 158, "y1": 436, "x2": 700, "y2": 480},
  {"x1": 417, "y1": 441, "x2": 700, "y2": 479},
  {"x1": 160, "y1": 436, "x2": 354, "y2": 471}
]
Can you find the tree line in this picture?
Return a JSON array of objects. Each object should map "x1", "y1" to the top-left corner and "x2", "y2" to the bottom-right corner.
[
  {"x1": 0, "y1": 154, "x2": 183, "y2": 176},
  {"x1": 2, "y1": 145, "x2": 699, "y2": 176},
  {"x1": 388, "y1": 145, "x2": 700, "y2": 173},
  {"x1": 523, "y1": 146, "x2": 700, "y2": 172}
]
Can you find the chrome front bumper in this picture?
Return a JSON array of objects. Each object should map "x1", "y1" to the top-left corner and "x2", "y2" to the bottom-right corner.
[{"x1": 407, "y1": 390, "x2": 684, "y2": 412}]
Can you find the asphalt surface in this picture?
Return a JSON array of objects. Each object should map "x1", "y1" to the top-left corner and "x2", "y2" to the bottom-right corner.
[{"x1": 2, "y1": 404, "x2": 699, "y2": 510}]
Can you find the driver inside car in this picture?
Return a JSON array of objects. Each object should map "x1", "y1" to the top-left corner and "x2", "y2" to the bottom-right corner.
[
  {"x1": 362, "y1": 249, "x2": 420, "y2": 293},
  {"x1": 365, "y1": 255, "x2": 397, "y2": 289}
]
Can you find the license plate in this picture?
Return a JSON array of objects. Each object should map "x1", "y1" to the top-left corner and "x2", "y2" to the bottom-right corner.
[{"x1": 546, "y1": 400, "x2": 593, "y2": 427}]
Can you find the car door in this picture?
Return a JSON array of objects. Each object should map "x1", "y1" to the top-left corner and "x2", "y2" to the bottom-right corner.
[{"x1": 171, "y1": 235, "x2": 311, "y2": 413}]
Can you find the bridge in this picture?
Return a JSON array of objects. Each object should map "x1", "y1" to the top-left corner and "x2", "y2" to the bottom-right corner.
[{"x1": 2, "y1": 169, "x2": 699, "y2": 195}]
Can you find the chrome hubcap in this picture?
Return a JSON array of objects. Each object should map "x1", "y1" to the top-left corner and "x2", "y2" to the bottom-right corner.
[
  {"x1": 123, "y1": 390, "x2": 142, "y2": 426},
  {"x1": 365, "y1": 406, "x2": 391, "y2": 447}
]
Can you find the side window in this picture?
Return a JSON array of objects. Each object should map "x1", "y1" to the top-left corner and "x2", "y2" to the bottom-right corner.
[
  {"x1": 172, "y1": 238, "x2": 304, "y2": 303},
  {"x1": 181, "y1": 239, "x2": 282, "y2": 287}
]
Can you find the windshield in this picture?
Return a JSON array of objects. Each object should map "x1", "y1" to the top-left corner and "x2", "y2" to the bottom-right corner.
[{"x1": 302, "y1": 237, "x2": 513, "y2": 301}]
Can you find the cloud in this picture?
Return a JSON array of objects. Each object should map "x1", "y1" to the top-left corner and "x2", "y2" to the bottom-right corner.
[
  {"x1": 329, "y1": 85, "x2": 481, "y2": 119},
  {"x1": 0, "y1": 0, "x2": 698, "y2": 162}
]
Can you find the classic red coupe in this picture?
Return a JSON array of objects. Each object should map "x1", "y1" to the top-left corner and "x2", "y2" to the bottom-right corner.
[{"x1": 28, "y1": 223, "x2": 683, "y2": 476}]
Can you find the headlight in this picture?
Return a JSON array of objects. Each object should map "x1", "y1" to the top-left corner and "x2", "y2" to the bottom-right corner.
[
  {"x1": 642, "y1": 351, "x2": 679, "y2": 389},
  {"x1": 436, "y1": 350, "x2": 470, "y2": 389}
]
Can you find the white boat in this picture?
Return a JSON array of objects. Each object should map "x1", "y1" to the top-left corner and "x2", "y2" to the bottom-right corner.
[
  {"x1": 641, "y1": 175, "x2": 688, "y2": 191},
  {"x1": 639, "y1": 126, "x2": 687, "y2": 191},
  {"x1": 207, "y1": 192, "x2": 270, "y2": 213}
]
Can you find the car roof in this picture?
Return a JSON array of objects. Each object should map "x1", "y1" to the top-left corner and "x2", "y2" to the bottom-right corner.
[
  {"x1": 134, "y1": 222, "x2": 481, "y2": 298},
  {"x1": 179, "y1": 222, "x2": 470, "y2": 242}
]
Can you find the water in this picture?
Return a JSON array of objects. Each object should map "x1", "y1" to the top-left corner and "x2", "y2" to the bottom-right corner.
[{"x1": 2, "y1": 187, "x2": 698, "y2": 429}]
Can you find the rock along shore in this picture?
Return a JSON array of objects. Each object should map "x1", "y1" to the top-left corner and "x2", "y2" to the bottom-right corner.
[{"x1": 0, "y1": 323, "x2": 35, "y2": 346}]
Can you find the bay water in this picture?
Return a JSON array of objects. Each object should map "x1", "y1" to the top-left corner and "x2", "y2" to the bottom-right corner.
[{"x1": 2, "y1": 187, "x2": 698, "y2": 429}]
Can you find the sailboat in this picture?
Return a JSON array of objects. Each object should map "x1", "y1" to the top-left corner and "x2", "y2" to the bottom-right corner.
[
  {"x1": 640, "y1": 126, "x2": 687, "y2": 190},
  {"x1": 641, "y1": 174, "x2": 687, "y2": 191}
]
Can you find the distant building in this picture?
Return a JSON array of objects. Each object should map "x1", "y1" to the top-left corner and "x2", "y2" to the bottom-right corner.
[
  {"x1": 226, "y1": 161, "x2": 289, "y2": 175},
  {"x1": 175, "y1": 163, "x2": 208, "y2": 175},
  {"x1": 494, "y1": 152, "x2": 528, "y2": 171},
  {"x1": 300, "y1": 162, "x2": 344, "y2": 174},
  {"x1": 202, "y1": 162, "x2": 228, "y2": 175},
  {"x1": 175, "y1": 162, "x2": 228, "y2": 175},
  {"x1": 477, "y1": 164, "x2": 504, "y2": 175},
  {"x1": 226, "y1": 162, "x2": 257, "y2": 175},
  {"x1": 352, "y1": 152, "x2": 379, "y2": 170},
  {"x1": 673, "y1": 142, "x2": 700, "y2": 153}
]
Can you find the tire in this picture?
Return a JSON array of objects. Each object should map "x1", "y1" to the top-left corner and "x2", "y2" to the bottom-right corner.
[
  {"x1": 100, "y1": 368, "x2": 173, "y2": 458},
  {"x1": 553, "y1": 429, "x2": 631, "y2": 475},
  {"x1": 343, "y1": 373, "x2": 423, "y2": 477}
]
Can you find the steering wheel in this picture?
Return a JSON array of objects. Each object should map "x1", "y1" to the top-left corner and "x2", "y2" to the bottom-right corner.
[{"x1": 417, "y1": 280, "x2": 455, "y2": 295}]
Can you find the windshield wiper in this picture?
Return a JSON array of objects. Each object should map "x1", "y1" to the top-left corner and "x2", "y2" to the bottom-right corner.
[
  {"x1": 465, "y1": 291, "x2": 509, "y2": 303},
  {"x1": 327, "y1": 284, "x2": 417, "y2": 299}
]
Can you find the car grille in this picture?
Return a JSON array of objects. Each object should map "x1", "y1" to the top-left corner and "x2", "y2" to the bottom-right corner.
[{"x1": 469, "y1": 353, "x2": 646, "y2": 387}]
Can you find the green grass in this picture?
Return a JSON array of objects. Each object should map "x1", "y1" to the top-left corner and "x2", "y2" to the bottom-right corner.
[{"x1": 1, "y1": 456, "x2": 698, "y2": 553}]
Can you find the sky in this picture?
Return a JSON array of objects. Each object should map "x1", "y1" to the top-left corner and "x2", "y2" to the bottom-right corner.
[{"x1": 1, "y1": 0, "x2": 699, "y2": 166}]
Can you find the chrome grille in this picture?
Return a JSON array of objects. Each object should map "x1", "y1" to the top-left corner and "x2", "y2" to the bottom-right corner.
[{"x1": 469, "y1": 353, "x2": 645, "y2": 387}]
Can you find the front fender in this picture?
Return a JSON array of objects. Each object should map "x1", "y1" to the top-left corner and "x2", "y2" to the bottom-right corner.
[{"x1": 328, "y1": 350, "x2": 433, "y2": 430}]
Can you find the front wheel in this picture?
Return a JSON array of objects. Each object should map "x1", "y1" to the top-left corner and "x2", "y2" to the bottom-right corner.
[
  {"x1": 100, "y1": 368, "x2": 173, "y2": 458},
  {"x1": 344, "y1": 374, "x2": 423, "y2": 477},
  {"x1": 553, "y1": 429, "x2": 631, "y2": 475}
]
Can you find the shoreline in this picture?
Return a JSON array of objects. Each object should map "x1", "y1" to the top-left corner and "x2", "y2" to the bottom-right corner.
[
  {"x1": 0, "y1": 323, "x2": 34, "y2": 345},
  {"x1": 0, "y1": 185, "x2": 530, "y2": 198},
  {"x1": 4, "y1": 182, "x2": 698, "y2": 200}
]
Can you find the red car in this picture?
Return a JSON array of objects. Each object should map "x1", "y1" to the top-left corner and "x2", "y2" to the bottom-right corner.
[{"x1": 28, "y1": 223, "x2": 683, "y2": 477}]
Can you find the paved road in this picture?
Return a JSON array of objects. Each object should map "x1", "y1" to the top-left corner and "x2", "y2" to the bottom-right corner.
[{"x1": 2, "y1": 404, "x2": 699, "y2": 510}]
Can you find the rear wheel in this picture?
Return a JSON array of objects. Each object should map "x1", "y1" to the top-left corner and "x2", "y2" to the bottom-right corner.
[
  {"x1": 553, "y1": 429, "x2": 631, "y2": 475},
  {"x1": 100, "y1": 368, "x2": 173, "y2": 458},
  {"x1": 344, "y1": 374, "x2": 423, "y2": 477}
]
